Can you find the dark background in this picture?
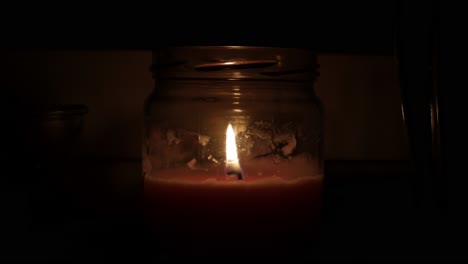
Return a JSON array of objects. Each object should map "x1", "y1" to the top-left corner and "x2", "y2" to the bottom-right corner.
[{"x1": 1, "y1": 0, "x2": 454, "y2": 262}]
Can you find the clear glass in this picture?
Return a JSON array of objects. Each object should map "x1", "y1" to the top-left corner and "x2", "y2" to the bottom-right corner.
[{"x1": 143, "y1": 46, "x2": 323, "y2": 260}]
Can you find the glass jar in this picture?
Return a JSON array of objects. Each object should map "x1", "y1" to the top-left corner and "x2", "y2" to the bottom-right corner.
[{"x1": 143, "y1": 46, "x2": 323, "y2": 260}]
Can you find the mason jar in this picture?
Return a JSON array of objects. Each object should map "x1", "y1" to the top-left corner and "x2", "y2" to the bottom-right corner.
[{"x1": 143, "y1": 46, "x2": 323, "y2": 260}]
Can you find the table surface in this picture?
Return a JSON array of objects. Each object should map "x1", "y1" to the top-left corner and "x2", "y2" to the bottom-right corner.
[{"x1": 1, "y1": 159, "x2": 456, "y2": 261}]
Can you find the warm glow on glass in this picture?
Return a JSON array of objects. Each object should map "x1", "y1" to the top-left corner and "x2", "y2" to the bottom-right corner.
[{"x1": 226, "y1": 124, "x2": 239, "y2": 163}]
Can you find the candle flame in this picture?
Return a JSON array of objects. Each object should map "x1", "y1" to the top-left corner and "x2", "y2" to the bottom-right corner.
[
  {"x1": 226, "y1": 124, "x2": 239, "y2": 163},
  {"x1": 226, "y1": 124, "x2": 243, "y2": 180}
]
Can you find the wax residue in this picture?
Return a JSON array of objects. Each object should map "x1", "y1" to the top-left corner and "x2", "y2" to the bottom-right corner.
[
  {"x1": 144, "y1": 154, "x2": 322, "y2": 187},
  {"x1": 146, "y1": 173, "x2": 322, "y2": 187}
]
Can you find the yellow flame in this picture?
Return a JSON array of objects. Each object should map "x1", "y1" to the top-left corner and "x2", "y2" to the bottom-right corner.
[{"x1": 226, "y1": 124, "x2": 239, "y2": 163}]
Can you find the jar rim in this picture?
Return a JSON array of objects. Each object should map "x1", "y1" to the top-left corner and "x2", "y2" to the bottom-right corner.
[
  {"x1": 156, "y1": 46, "x2": 314, "y2": 51},
  {"x1": 29, "y1": 104, "x2": 89, "y2": 119},
  {"x1": 151, "y1": 46, "x2": 319, "y2": 82}
]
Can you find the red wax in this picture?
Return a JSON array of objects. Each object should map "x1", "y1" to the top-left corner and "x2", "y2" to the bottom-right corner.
[{"x1": 144, "y1": 158, "x2": 323, "y2": 259}]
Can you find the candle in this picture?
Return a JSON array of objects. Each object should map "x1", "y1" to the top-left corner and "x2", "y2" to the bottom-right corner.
[
  {"x1": 144, "y1": 46, "x2": 323, "y2": 260},
  {"x1": 144, "y1": 124, "x2": 323, "y2": 259}
]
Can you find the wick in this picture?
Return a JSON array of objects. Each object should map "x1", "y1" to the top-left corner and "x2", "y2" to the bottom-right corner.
[
  {"x1": 227, "y1": 172, "x2": 243, "y2": 181},
  {"x1": 226, "y1": 164, "x2": 243, "y2": 181}
]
